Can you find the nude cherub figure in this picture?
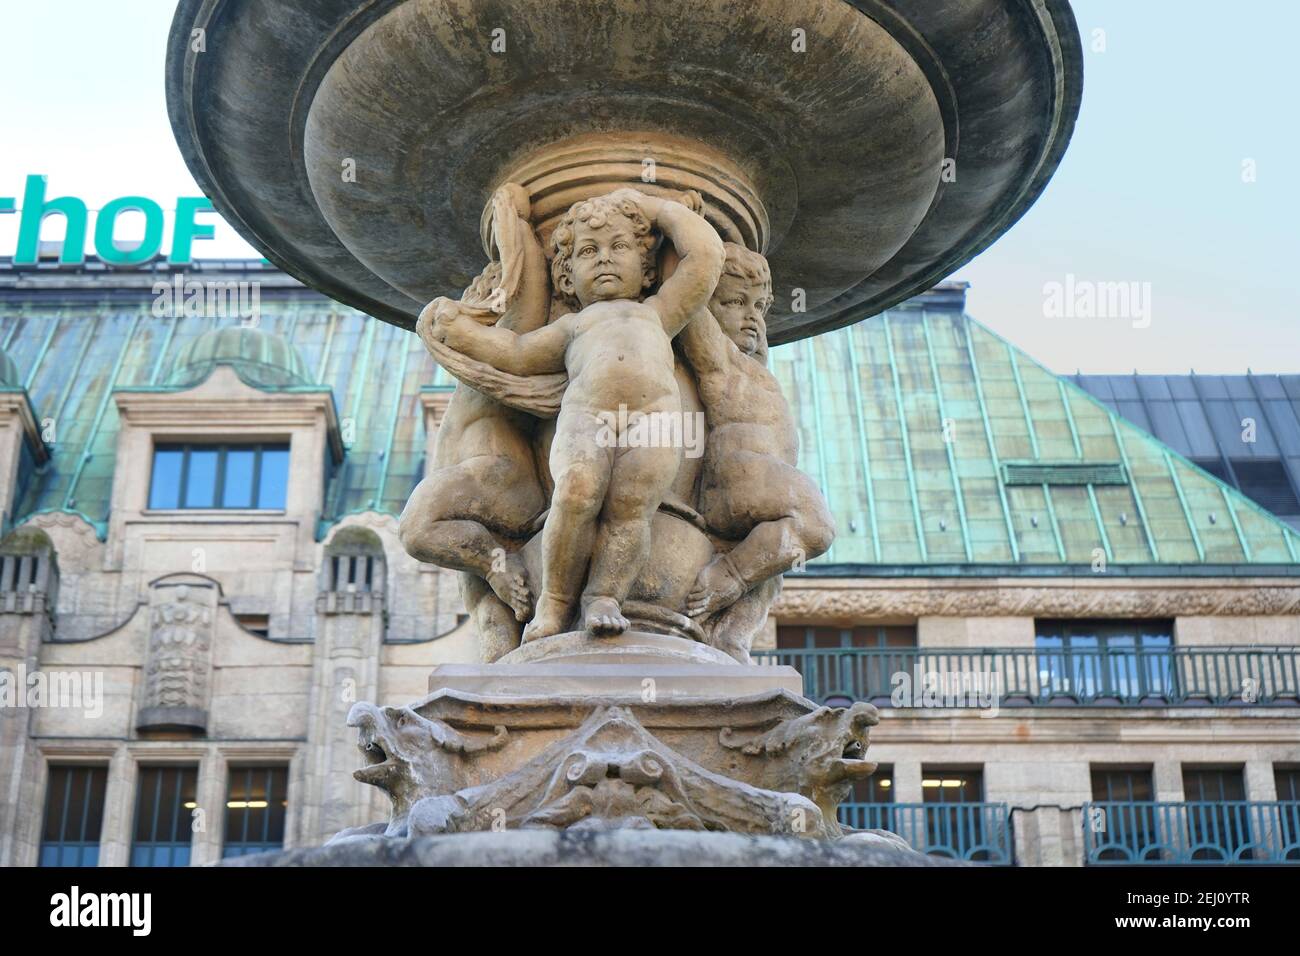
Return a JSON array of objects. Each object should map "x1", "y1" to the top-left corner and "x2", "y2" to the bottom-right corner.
[
  {"x1": 680, "y1": 243, "x2": 835, "y2": 621},
  {"x1": 427, "y1": 189, "x2": 725, "y2": 642},
  {"x1": 403, "y1": 185, "x2": 549, "y2": 657}
]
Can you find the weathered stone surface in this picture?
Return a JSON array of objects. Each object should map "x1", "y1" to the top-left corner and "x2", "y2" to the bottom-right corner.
[
  {"x1": 221, "y1": 829, "x2": 965, "y2": 867},
  {"x1": 166, "y1": 0, "x2": 1082, "y2": 342}
]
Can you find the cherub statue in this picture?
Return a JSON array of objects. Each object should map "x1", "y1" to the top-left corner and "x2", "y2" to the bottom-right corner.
[
  {"x1": 426, "y1": 188, "x2": 725, "y2": 642},
  {"x1": 403, "y1": 185, "x2": 550, "y2": 660},
  {"x1": 679, "y1": 243, "x2": 835, "y2": 631}
]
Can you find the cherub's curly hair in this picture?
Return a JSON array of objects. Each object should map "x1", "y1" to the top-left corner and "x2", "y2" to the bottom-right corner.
[
  {"x1": 550, "y1": 195, "x2": 658, "y2": 306},
  {"x1": 720, "y1": 243, "x2": 772, "y2": 300}
]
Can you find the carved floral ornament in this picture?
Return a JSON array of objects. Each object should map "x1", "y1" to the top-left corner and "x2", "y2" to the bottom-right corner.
[{"x1": 771, "y1": 582, "x2": 1300, "y2": 620}]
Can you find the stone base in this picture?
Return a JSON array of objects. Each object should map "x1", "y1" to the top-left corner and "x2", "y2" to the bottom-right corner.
[
  {"x1": 494, "y1": 630, "x2": 743, "y2": 668},
  {"x1": 431, "y1": 631, "x2": 803, "y2": 699},
  {"x1": 221, "y1": 830, "x2": 962, "y2": 867},
  {"x1": 344, "y1": 634, "x2": 880, "y2": 843}
]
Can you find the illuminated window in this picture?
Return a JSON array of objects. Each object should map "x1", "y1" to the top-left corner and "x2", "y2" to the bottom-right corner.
[{"x1": 222, "y1": 765, "x2": 289, "y2": 858}]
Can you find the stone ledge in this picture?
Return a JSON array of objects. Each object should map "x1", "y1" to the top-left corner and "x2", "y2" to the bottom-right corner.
[{"x1": 219, "y1": 830, "x2": 966, "y2": 867}]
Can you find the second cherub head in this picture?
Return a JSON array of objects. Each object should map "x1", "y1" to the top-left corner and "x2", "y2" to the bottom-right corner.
[{"x1": 710, "y1": 243, "x2": 773, "y2": 358}]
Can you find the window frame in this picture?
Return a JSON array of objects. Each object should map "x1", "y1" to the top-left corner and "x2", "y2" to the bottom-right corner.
[
  {"x1": 147, "y1": 441, "x2": 290, "y2": 511},
  {"x1": 1034, "y1": 619, "x2": 1175, "y2": 701},
  {"x1": 130, "y1": 763, "x2": 199, "y2": 868},
  {"x1": 221, "y1": 764, "x2": 290, "y2": 859},
  {"x1": 39, "y1": 763, "x2": 109, "y2": 867}
]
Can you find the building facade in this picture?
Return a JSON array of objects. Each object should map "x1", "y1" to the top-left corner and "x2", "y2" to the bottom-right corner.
[{"x1": 1, "y1": 257, "x2": 1297, "y2": 866}]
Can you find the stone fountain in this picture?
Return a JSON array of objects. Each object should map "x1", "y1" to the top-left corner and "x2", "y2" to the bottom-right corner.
[{"x1": 167, "y1": 0, "x2": 1081, "y2": 864}]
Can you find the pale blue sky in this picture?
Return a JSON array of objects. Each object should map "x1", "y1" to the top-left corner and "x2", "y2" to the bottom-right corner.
[{"x1": 1, "y1": 1, "x2": 1296, "y2": 372}]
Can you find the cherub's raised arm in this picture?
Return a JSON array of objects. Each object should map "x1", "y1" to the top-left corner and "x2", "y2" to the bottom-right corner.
[
  {"x1": 489, "y1": 184, "x2": 551, "y2": 335},
  {"x1": 610, "y1": 190, "x2": 725, "y2": 338},
  {"x1": 677, "y1": 305, "x2": 735, "y2": 379},
  {"x1": 425, "y1": 302, "x2": 572, "y2": 376}
]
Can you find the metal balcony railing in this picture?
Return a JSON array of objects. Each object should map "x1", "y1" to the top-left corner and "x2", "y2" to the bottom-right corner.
[
  {"x1": 838, "y1": 802, "x2": 1013, "y2": 864},
  {"x1": 1082, "y1": 801, "x2": 1300, "y2": 864},
  {"x1": 753, "y1": 646, "x2": 1300, "y2": 707}
]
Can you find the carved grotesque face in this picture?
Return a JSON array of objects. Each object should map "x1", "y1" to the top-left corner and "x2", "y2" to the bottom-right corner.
[
  {"x1": 571, "y1": 217, "x2": 645, "y2": 306},
  {"x1": 709, "y1": 269, "x2": 772, "y2": 356}
]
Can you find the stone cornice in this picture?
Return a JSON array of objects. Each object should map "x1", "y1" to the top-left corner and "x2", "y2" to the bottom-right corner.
[
  {"x1": 772, "y1": 576, "x2": 1300, "y2": 620},
  {"x1": 0, "y1": 389, "x2": 50, "y2": 464},
  {"x1": 874, "y1": 711, "x2": 1300, "y2": 745},
  {"x1": 114, "y1": 366, "x2": 344, "y2": 461}
]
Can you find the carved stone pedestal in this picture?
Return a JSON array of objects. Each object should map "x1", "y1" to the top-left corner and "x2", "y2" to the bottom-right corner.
[{"x1": 334, "y1": 633, "x2": 892, "y2": 847}]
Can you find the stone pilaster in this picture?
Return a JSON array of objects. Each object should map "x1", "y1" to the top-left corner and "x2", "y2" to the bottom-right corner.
[
  {"x1": 191, "y1": 749, "x2": 227, "y2": 865},
  {"x1": 99, "y1": 747, "x2": 136, "y2": 867},
  {"x1": 0, "y1": 547, "x2": 55, "y2": 866},
  {"x1": 298, "y1": 588, "x2": 385, "y2": 845}
]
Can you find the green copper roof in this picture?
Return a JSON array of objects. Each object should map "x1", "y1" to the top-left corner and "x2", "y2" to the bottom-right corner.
[
  {"x1": 0, "y1": 262, "x2": 1296, "y2": 570},
  {"x1": 770, "y1": 305, "x2": 1299, "y2": 567},
  {"x1": 166, "y1": 324, "x2": 313, "y2": 388},
  {"x1": 0, "y1": 348, "x2": 19, "y2": 388}
]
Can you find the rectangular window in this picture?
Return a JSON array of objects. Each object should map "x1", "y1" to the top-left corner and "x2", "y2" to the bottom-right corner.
[
  {"x1": 851, "y1": 764, "x2": 894, "y2": 805},
  {"x1": 922, "y1": 768, "x2": 988, "y2": 860},
  {"x1": 1182, "y1": 767, "x2": 1250, "y2": 862},
  {"x1": 776, "y1": 624, "x2": 916, "y2": 650},
  {"x1": 222, "y1": 765, "x2": 289, "y2": 858},
  {"x1": 1090, "y1": 766, "x2": 1156, "y2": 862},
  {"x1": 1091, "y1": 766, "x2": 1154, "y2": 802},
  {"x1": 838, "y1": 765, "x2": 894, "y2": 833},
  {"x1": 131, "y1": 765, "x2": 198, "y2": 867},
  {"x1": 1035, "y1": 619, "x2": 1174, "y2": 701},
  {"x1": 39, "y1": 765, "x2": 108, "y2": 867},
  {"x1": 1276, "y1": 766, "x2": 1300, "y2": 802},
  {"x1": 148, "y1": 443, "x2": 290, "y2": 510},
  {"x1": 776, "y1": 625, "x2": 916, "y2": 703}
]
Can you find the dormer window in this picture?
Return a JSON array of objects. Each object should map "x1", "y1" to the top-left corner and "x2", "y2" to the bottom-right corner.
[{"x1": 148, "y1": 443, "x2": 289, "y2": 510}]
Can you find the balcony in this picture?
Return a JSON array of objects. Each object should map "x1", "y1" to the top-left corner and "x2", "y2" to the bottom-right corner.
[
  {"x1": 753, "y1": 646, "x2": 1300, "y2": 707},
  {"x1": 838, "y1": 802, "x2": 1013, "y2": 864},
  {"x1": 1082, "y1": 801, "x2": 1300, "y2": 864}
]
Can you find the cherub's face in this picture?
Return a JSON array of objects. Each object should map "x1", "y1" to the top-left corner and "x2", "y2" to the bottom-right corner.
[
  {"x1": 710, "y1": 272, "x2": 772, "y2": 355},
  {"x1": 570, "y1": 218, "x2": 644, "y2": 306}
]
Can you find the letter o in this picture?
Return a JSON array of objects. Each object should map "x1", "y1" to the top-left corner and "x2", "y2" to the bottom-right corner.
[{"x1": 95, "y1": 196, "x2": 165, "y2": 265}]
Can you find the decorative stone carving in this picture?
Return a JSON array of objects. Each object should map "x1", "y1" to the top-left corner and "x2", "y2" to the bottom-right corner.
[
  {"x1": 405, "y1": 707, "x2": 830, "y2": 839},
  {"x1": 721, "y1": 701, "x2": 879, "y2": 837},
  {"x1": 137, "y1": 576, "x2": 217, "y2": 732},
  {"x1": 773, "y1": 581, "x2": 1300, "y2": 620},
  {"x1": 401, "y1": 184, "x2": 832, "y2": 668},
  {"x1": 347, "y1": 702, "x2": 508, "y2": 835},
  {"x1": 18, "y1": 511, "x2": 99, "y2": 568},
  {"x1": 341, "y1": 654, "x2": 886, "y2": 844}
]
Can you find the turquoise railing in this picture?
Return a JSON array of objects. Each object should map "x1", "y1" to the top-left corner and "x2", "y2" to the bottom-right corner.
[
  {"x1": 838, "y1": 802, "x2": 1013, "y2": 864},
  {"x1": 1082, "y1": 800, "x2": 1300, "y2": 864},
  {"x1": 753, "y1": 646, "x2": 1300, "y2": 707}
]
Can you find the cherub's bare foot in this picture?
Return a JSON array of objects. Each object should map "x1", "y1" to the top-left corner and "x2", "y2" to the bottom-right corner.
[
  {"x1": 584, "y1": 597, "x2": 629, "y2": 637},
  {"x1": 686, "y1": 555, "x2": 747, "y2": 619},
  {"x1": 486, "y1": 553, "x2": 532, "y2": 623},
  {"x1": 522, "y1": 593, "x2": 570, "y2": 643}
]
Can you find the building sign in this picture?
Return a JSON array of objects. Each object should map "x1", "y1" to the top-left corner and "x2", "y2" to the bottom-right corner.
[{"x1": 0, "y1": 174, "x2": 216, "y2": 266}]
